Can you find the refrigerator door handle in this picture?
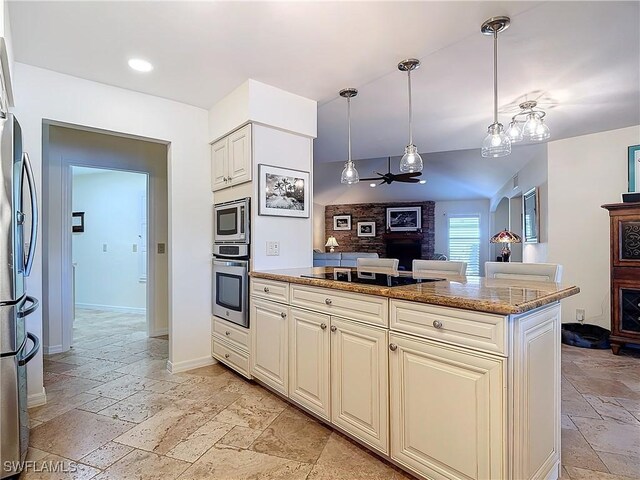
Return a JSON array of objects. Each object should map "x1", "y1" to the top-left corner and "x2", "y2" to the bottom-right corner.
[
  {"x1": 18, "y1": 295, "x2": 39, "y2": 318},
  {"x1": 18, "y1": 332, "x2": 39, "y2": 366},
  {"x1": 22, "y1": 152, "x2": 38, "y2": 276}
]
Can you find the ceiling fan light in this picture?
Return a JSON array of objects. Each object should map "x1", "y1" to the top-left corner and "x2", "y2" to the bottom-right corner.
[
  {"x1": 507, "y1": 120, "x2": 523, "y2": 143},
  {"x1": 400, "y1": 144, "x2": 424, "y2": 173},
  {"x1": 482, "y1": 123, "x2": 511, "y2": 158},
  {"x1": 341, "y1": 161, "x2": 359, "y2": 185}
]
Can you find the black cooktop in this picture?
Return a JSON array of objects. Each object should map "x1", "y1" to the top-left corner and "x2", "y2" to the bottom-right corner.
[{"x1": 300, "y1": 268, "x2": 444, "y2": 287}]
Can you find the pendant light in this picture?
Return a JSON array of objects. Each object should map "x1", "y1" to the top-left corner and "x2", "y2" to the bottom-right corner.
[
  {"x1": 398, "y1": 59, "x2": 423, "y2": 173},
  {"x1": 481, "y1": 16, "x2": 511, "y2": 158},
  {"x1": 340, "y1": 88, "x2": 359, "y2": 184},
  {"x1": 507, "y1": 100, "x2": 550, "y2": 143}
]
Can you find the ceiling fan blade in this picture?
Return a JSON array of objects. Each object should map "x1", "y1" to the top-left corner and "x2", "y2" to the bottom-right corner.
[
  {"x1": 360, "y1": 177, "x2": 382, "y2": 181},
  {"x1": 393, "y1": 172, "x2": 422, "y2": 181},
  {"x1": 396, "y1": 177, "x2": 421, "y2": 183}
]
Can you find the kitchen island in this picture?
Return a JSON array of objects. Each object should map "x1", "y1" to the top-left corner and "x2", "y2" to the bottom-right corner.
[{"x1": 217, "y1": 267, "x2": 579, "y2": 480}]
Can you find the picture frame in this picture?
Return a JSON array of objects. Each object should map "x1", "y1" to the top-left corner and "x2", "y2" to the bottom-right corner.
[
  {"x1": 523, "y1": 187, "x2": 540, "y2": 244},
  {"x1": 357, "y1": 221, "x2": 376, "y2": 237},
  {"x1": 333, "y1": 215, "x2": 351, "y2": 231},
  {"x1": 386, "y1": 206, "x2": 422, "y2": 232},
  {"x1": 258, "y1": 164, "x2": 309, "y2": 218},
  {"x1": 72, "y1": 212, "x2": 85, "y2": 233},
  {"x1": 629, "y1": 145, "x2": 640, "y2": 193}
]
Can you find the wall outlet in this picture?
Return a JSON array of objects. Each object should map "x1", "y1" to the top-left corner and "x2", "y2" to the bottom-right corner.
[
  {"x1": 157, "y1": 243, "x2": 166, "y2": 254},
  {"x1": 576, "y1": 309, "x2": 586, "y2": 323},
  {"x1": 103, "y1": 244, "x2": 107, "y2": 252},
  {"x1": 266, "y1": 241, "x2": 280, "y2": 256},
  {"x1": 132, "y1": 244, "x2": 138, "y2": 253}
]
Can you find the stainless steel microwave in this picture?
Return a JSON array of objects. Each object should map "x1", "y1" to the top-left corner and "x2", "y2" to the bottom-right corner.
[{"x1": 214, "y1": 198, "x2": 250, "y2": 244}]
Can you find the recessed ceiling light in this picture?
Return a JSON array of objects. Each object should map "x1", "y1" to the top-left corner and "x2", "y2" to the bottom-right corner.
[
  {"x1": 419, "y1": 180, "x2": 426, "y2": 184},
  {"x1": 128, "y1": 58, "x2": 154, "y2": 73},
  {"x1": 369, "y1": 183, "x2": 377, "y2": 188}
]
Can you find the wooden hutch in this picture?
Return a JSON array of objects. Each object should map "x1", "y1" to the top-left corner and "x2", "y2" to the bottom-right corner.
[{"x1": 602, "y1": 202, "x2": 640, "y2": 354}]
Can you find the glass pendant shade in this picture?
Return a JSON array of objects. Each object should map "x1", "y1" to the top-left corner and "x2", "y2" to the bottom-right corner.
[
  {"x1": 341, "y1": 161, "x2": 359, "y2": 184},
  {"x1": 507, "y1": 120, "x2": 523, "y2": 142},
  {"x1": 400, "y1": 144, "x2": 423, "y2": 173},
  {"x1": 523, "y1": 113, "x2": 550, "y2": 141},
  {"x1": 482, "y1": 123, "x2": 511, "y2": 158}
]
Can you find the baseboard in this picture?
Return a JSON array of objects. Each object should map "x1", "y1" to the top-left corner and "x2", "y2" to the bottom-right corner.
[
  {"x1": 166, "y1": 356, "x2": 217, "y2": 374},
  {"x1": 43, "y1": 344, "x2": 63, "y2": 355},
  {"x1": 75, "y1": 303, "x2": 146, "y2": 314},
  {"x1": 149, "y1": 328, "x2": 168, "y2": 337},
  {"x1": 28, "y1": 387, "x2": 47, "y2": 408}
]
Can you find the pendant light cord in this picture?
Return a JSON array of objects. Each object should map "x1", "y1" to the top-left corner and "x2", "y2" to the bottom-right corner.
[
  {"x1": 493, "y1": 30, "x2": 498, "y2": 125},
  {"x1": 347, "y1": 96, "x2": 352, "y2": 163},
  {"x1": 407, "y1": 69, "x2": 413, "y2": 145}
]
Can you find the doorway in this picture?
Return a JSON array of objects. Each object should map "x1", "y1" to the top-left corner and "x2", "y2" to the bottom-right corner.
[{"x1": 71, "y1": 166, "x2": 149, "y2": 346}]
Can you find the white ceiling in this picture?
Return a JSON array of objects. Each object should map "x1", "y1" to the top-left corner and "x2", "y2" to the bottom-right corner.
[{"x1": 10, "y1": 1, "x2": 639, "y2": 202}]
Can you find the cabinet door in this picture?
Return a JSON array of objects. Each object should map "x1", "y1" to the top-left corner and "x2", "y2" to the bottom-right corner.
[
  {"x1": 289, "y1": 308, "x2": 330, "y2": 419},
  {"x1": 228, "y1": 124, "x2": 252, "y2": 186},
  {"x1": 330, "y1": 316, "x2": 388, "y2": 454},
  {"x1": 389, "y1": 332, "x2": 505, "y2": 480},
  {"x1": 250, "y1": 299, "x2": 288, "y2": 395},
  {"x1": 211, "y1": 137, "x2": 229, "y2": 192}
]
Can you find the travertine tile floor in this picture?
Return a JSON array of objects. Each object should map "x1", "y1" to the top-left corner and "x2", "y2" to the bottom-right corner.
[{"x1": 23, "y1": 309, "x2": 640, "y2": 479}]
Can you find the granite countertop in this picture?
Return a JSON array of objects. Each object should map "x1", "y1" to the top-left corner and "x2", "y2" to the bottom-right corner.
[{"x1": 250, "y1": 267, "x2": 580, "y2": 315}]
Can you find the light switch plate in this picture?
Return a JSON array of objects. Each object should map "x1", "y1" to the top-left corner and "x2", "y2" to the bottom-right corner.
[{"x1": 157, "y1": 243, "x2": 166, "y2": 254}]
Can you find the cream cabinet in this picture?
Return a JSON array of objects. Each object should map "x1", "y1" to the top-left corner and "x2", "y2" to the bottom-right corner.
[
  {"x1": 211, "y1": 124, "x2": 252, "y2": 192},
  {"x1": 288, "y1": 308, "x2": 330, "y2": 420},
  {"x1": 389, "y1": 331, "x2": 506, "y2": 480},
  {"x1": 250, "y1": 298, "x2": 288, "y2": 395},
  {"x1": 330, "y1": 316, "x2": 389, "y2": 455},
  {"x1": 212, "y1": 317, "x2": 251, "y2": 379}
]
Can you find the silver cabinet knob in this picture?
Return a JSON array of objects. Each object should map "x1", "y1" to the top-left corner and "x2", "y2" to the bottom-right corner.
[
  {"x1": 330, "y1": 325, "x2": 337, "y2": 332},
  {"x1": 325, "y1": 298, "x2": 332, "y2": 305},
  {"x1": 320, "y1": 323, "x2": 327, "y2": 330},
  {"x1": 389, "y1": 344, "x2": 398, "y2": 351},
  {"x1": 281, "y1": 312, "x2": 287, "y2": 318},
  {"x1": 433, "y1": 320, "x2": 443, "y2": 329},
  {"x1": 224, "y1": 353, "x2": 230, "y2": 359},
  {"x1": 264, "y1": 287, "x2": 270, "y2": 293},
  {"x1": 225, "y1": 331, "x2": 231, "y2": 336}
]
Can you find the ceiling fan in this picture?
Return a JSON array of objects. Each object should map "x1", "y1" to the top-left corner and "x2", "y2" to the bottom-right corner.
[{"x1": 361, "y1": 157, "x2": 423, "y2": 186}]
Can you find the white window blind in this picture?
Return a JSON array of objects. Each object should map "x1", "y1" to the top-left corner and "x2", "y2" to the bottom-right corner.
[{"x1": 448, "y1": 215, "x2": 481, "y2": 276}]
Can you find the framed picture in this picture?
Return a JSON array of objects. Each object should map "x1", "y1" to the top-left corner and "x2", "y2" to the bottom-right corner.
[
  {"x1": 258, "y1": 164, "x2": 309, "y2": 218},
  {"x1": 386, "y1": 206, "x2": 422, "y2": 232},
  {"x1": 629, "y1": 145, "x2": 640, "y2": 192},
  {"x1": 333, "y1": 215, "x2": 351, "y2": 231},
  {"x1": 523, "y1": 187, "x2": 539, "y2": 243},
  {"x1": 357, "y1": 221, "x2": 376, "y2": 237},
  {"x1": 72, "y1": 212, "x2": 85, "y2": 233}
]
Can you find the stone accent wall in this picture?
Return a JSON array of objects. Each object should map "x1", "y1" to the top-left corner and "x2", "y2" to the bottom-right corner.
[{"x1": 324, "y1": 202, "x2": 435, "y2": 258}]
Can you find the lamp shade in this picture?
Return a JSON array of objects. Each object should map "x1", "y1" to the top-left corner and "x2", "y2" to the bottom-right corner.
[
  {"x1": 490, "y1": 229, "x2": 522, "y2": 244},
  {"x1": 325, "y1": 236, "x2": 339, "y2": 248}
]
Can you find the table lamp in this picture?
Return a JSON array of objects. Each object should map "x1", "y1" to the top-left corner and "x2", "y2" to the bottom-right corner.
[
  {"x1": 325, "y1": 236, "x2": 339, "y2": 253},
  {"x1": 490, "y1": 229, "x2": 522, "y2": 262}
]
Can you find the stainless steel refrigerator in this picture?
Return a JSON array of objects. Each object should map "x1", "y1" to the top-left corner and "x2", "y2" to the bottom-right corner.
[{"x1": 0, "y1": 113, "x2": 39, "y2": 479}]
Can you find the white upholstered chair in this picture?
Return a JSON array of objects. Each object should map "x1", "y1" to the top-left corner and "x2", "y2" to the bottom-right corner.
[
  {"x1": 356, "y1": 257, "x2": 399, "y2": 273},
  {"x1": 484, "y1": 262, "x2": 563, "y2": 282},
  {"x1": 412, "y1": 260, "x2": 467, "y2": 277}
]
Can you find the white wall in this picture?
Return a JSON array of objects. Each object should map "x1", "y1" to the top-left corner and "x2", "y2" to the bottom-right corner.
[
  {"x1": 548, "y1": 125, "x2": 640, "y2": 328},
  {"x1": 12, "y1": 63, "x2": 211, "y2": 402},
  {"x1": 72, "y1": 169, "x2": 147, "y2": 311},
  {"x1": 434, "y1": 199, "x2": 490, "y2": 273}
]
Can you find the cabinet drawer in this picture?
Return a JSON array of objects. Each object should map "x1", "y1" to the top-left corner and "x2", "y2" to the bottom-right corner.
[
  {"x1": 251, "y1": 278, "x2": 290, "y2": 303},
  {"x1": 390, "y1": 300, "x2": 507, "y2": 356},
  {"x1": 212, "y1": 337, "x2": 250, "y2": 378},
  {"x1": 213, "y1": 317, "x2": 250, "y2": 351},
  {"x1": 291, "y1": 284, "x2": 388, "y2": 327}
]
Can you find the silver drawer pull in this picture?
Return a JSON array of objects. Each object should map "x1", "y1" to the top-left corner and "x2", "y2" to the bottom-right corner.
[
  {"x1": 264, "y1": 287, "x2": 270, "y2": 293},
  {"x1": 224, "y1": 353, "x2": 230, "y2": 359},
  {"x1": 389, "y1": 343, "x2": 398, "y2": 351},
  {"x1": 325, "y1": 298, "x2": 332, "y2": 305},
  {"x1": 320, "y1": 323, "x2": 327, "y2": 330},
  {"x1": 330, "y1": 325, "x2": 337, "y2": 332},
  {"x1": 433, "y1": 320, "x2": 443, "y2": 329},
  {"x1": 225, "y1": 331, "x2": 231, "y2": 336},
  {"x1": 281, "y1": 312, "x2": 287, "y2": 318}
]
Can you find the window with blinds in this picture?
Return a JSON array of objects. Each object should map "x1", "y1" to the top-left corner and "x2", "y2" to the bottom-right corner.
[{"x1": 448, "y1": 215, "x2": 481, "y2": 276}]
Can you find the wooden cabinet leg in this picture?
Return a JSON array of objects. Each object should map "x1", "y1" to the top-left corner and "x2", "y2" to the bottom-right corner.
[{"x1": 611, "y1": 342, "x2": 623, "y2": 355}]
